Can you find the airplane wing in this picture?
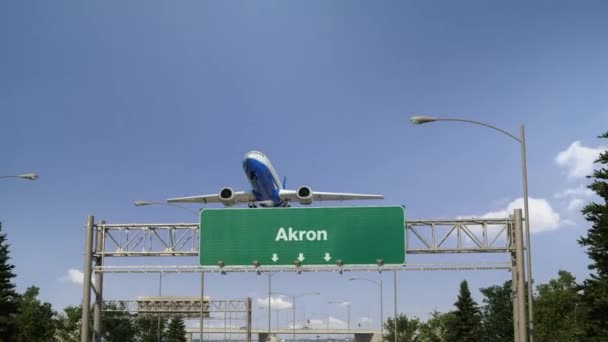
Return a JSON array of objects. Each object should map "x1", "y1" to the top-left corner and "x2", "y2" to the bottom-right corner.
[
  {"x1": 167, "y1": 191, "x2": 255, "y2": 205},
  {"x1": 278, "y1": 189, "x2": 383, "y2": 202}
]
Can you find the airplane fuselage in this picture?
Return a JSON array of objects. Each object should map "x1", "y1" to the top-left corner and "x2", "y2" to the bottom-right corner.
[{"x1": 242, "y1": 151, "x2": 284, "y2": 207}]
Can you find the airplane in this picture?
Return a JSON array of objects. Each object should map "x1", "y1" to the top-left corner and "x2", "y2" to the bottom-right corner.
[{"x1": 167, "y1": 151, "x2": 383, "y2": 208}]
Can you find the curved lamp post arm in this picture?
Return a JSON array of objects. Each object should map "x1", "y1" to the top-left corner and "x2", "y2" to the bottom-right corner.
[
  {"x1": 349, "y1": 278, "x2": 383, "y2": 339},
  {"x1": 0, "y1": 173, "x2": 39, "y2": 180},
  {"x1": 348, "y1": 277, "x2": 380, "y2": 287},
  {"x1": 134, "y1": 200, "x2": 200, "y2": 216},
  {"x1": 410, "y1": 116, "x2": 521, "y2": 143},
  {"x1": 272, "y1": 291, "x2": 319, "y2": 341},
  {"x1": 410, "y1": 114, "x2": 533, "y2": 341}
]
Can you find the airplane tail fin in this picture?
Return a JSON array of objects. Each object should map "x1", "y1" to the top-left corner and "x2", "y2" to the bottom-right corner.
[{"x1": 282, "y1": 176, "x2": 287, "y2": 189}]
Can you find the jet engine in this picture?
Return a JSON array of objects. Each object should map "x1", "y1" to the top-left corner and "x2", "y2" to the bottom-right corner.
[
  {"x1": 219, "y1": 187, "x2": 236, "y2": 206},
  {"x1": 296, "y1": 185, "x2": 313, "y2": 205}
]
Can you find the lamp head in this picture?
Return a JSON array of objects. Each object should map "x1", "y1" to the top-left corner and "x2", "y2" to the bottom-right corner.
[
  {"x1": 134, "y1": 201, "x2": 151, "y2": 207},
  {"x1": 409, "y1": 116, "x2": 437, "y2": 125},
  {"x1": 18, "y1": 173, "x2": 38, "y2": 180}
]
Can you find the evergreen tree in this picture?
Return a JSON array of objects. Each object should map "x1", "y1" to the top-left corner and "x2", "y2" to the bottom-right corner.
[
  {"x1": 14, "y1": 286, "x2": 57, "y2": 342},
  {"x1": 166, "y1": 316, "x2": 187, "y2": 342},
  {"x1": 579, "y1": 132, "x2": 608, "y2": 340},
  {"x1": 445, "y1": 280, "x2": 483, "y2": 342},
  {"x1": 479, "y1": 280, "x2": 513, "y2": 342},
  {"x1": 0, "y1": 222, "x2": 19, "y2": 342}
]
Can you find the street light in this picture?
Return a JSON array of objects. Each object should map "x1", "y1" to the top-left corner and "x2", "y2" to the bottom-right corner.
[
  {"x1": 273, "y1": 292, "x2": 320, "y2": 342},
  {"x1": 328, "y1": 301, "x2": 350, "y2": 335},
  {"x1": 349, "y1": 278, "x2": 383, "y2": 339},
  {"x1": 0, "y1": 173, "x2": 38, "y2": 180},
  {"x1": 410, "y1": 115, "x2": 534, "y2": 340},
  {"x1": 134, "y1": 200, "x2": 203, "y2": 341},
  {"x1": 157, "y1": 271, "x2": 174, "y2": 342},
  {"x1": 134, "y1": 200, "x2": 200, "y2": 216}
]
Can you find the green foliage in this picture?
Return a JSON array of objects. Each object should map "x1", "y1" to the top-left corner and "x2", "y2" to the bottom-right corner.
[
  {"x1": 533, "y1": 270, "x2": 585, "y2": 341},
  {"x1": 102, "y1": 302, "x2": 136, "y2": 342},
  {"x1": 479, "y1": 280, "x2": 513, "y2": 342},
  {"x1": 383, "y1": 313, "x2": 422, "y2": 342},
  {"x1": 55, "y1": 305, "x2": 82, "y2": 342},
  {"x1": 579, "y1": 132, "x2": 608, "y2": 339},
  {"x1": 445, "y1": 280, "x2": 483, "y2": 342},
  {"x1": 166, "y1": 316, "x2": 187, "y2": 342},
  {"x1": 0, "y1": 222, "x2": 19, "y2": 342},
  {"x1": 134, "y1": 315, "x2": 167, "y2": 342},
  {"x1": 14, "y1": 286, "x2": 57, "y2": 341},
  {"x1": 418, "y1": 310, "x2": 453, "y2": 342}
]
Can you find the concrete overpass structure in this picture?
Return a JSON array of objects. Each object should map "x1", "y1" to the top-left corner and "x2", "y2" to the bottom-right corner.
[{"x1": 184, "y1": 327, "x2": 382, "y2": 342}]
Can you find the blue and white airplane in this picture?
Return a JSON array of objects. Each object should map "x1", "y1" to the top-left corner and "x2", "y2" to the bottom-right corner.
[{"x1": 167, "y1": 151, "x2": 383, "y2": 207}]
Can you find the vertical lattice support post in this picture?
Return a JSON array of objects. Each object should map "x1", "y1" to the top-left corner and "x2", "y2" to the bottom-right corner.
[
  {"x1": 514, "y1": 209, "x2": 528, "y2": 342},
  {"x1": 81, "y1": 216, "x2": 95, "y2": 342},
  {"x1": 93, "y1": 220, "x2": 105, "y2": 341},
  {"x1": 246, "y1": 297, "x2": 252, "y2": 342}
]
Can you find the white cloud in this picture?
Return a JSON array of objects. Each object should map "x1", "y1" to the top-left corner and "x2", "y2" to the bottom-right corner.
[
  {"x1": 475, "y1": 197, "x2": 561, "y2": 233},
  {"x1": 256, "y1": 296, "x2": 293, "y2": 310},
  {"x1": 328, "y1": 316, "x2": 347, "y2": 328},
  {"x1": 554, "y1": 185, "x2": 594, "y2": 199},
  {"x1": 555, "y1": 141, "x2": 604, "y2": 179},
  {"x1": 567, "y1": 198, "x2": 585, "y2": 211},
  {"x1": 562, "y1": 219, "x2": 576, "y2": 227},
  {"x1": 359, "y1": 316, "x2": 373, "y2": 324},
  {"x1": 59, "y1": 269, "x2": 85, "y2": 285}
]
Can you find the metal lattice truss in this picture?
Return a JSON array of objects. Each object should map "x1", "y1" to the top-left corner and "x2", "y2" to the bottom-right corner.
[
  {"x1": 407, "y1": 218, "x2": 513, "y2": 253},
  {"x1": 102, "y1": 298, "x2": 248, "y2": 320},
  {"x1": 100, "y1": 223, "x2": 199, "y2": 257},
  {"x1": 94, "y1": 218, "x2": 514, "y2": 272}
]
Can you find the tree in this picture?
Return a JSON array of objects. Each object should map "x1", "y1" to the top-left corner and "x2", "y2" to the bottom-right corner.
[
  {"x1": 55, "y1": 305, "x2": 82, "y2": 342},
  {"x1": 383, "y1": 313, "x2": 422, "y2": 342},
  {"x1": 533, "y1": 270, "x2": 585, "y2": 341},
  {"x1": 134, "y1": 315, "x2": 167, "y2": 342},
  {"x1": 418, "y1": 310, "x2": 453, "y2": 342},
  {"x1": 0, "y1": 222, "x2": 19, "y2": 342},
  {"x1": 102, "y1": 302, "x2": 136, "y2": 342},
  {"x1": 14, "y1": 286, "x2": 57, "y2": 341},
  {"x1": 479, "y1": 280, "x2": 513, "y2": 342},
  {"x1": 445, "y1": 280, "x2": 483, "y2": 342},
  {"x1": 579, "y1": 132, "x2": 608, "y2": 340},
  {"x1": 166, "y1": 316, "x2": 187, "y2": 342}
]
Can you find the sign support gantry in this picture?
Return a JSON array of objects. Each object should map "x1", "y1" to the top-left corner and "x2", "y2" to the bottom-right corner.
[{"x1": 80, "y1": 210, "x2": 528, "y2": 342}]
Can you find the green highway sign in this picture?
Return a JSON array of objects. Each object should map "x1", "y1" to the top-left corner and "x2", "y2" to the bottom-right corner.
[{"x1": 199, "y1": 206, "x2": 405, "y2": 267}]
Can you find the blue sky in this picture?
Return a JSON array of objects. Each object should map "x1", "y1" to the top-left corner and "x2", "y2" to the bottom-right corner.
[{"x1": 1, "y1": 0, "x2": 608, "y2": 333}]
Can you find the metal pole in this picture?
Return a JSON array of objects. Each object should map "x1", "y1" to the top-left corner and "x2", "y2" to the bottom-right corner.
[
  {"x1": 200, "y1": 271, "x2": 204, "y2": 342},
  {"x1": 159, "y1": 272, "x2": 163, "y2": 342},
  {"x1": 292, "y1": 296, "x2": 296, "y2": 342},
  {"x1": 510, "y1": 215, "x2": 519, "y2": 342},
  {"x1": 347, "y1": 303, "x2": 351, "y2": 336},
  {"x1": 81, "y1": 216, "x2": 95, "y2": 342},
  {"x1": 268, "y1": 272, "x2": 272, "y2": 342},
  {"x1": 224, "y1": 299, "x2": 227, "y2": 341},
  {"x1": 247, "y1": 297, "x2": 252, "y2": 342},
  {"x1": 515, "y1": 209, "x2": 528, "y2": 342},
  {"x1": 393, "y1": 270, "x2": 397, "y2": 342},
  {"x1": 520, "y1": 124, "x2": 534, "y2": 341},
  {"x1": 512, "y1": 256, "x2": 519, "y2": 342},
  {"x1": 93, "y1": 219, "x2": 104, "y2": 342},
  {"x1": 380, "y1": 279, "x2": 384, "y2": 341}
]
